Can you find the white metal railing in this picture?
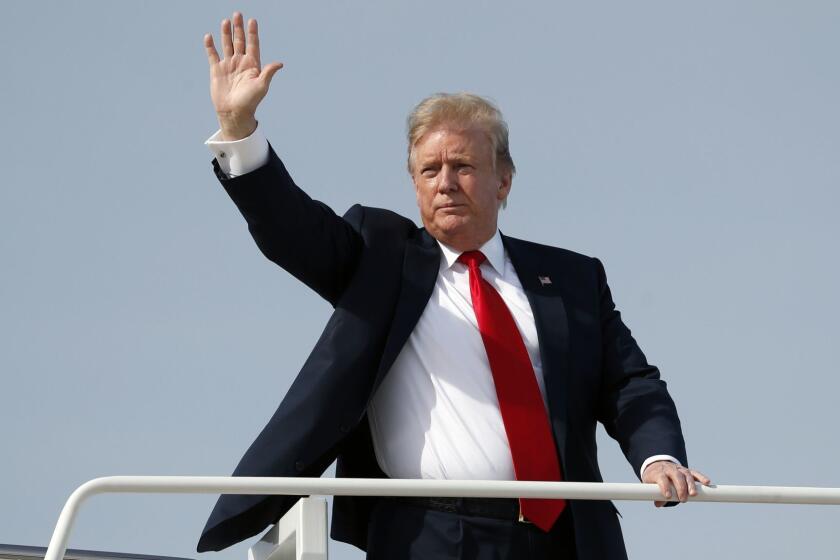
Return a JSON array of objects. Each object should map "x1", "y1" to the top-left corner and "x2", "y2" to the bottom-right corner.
[{"x1": 44, "y1": 476, "x2": 840, "y2": 560}]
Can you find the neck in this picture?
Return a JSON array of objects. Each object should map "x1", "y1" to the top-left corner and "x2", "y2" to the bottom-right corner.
[{"x1": 434, "y1": 229, "x2": 497, "y2": 253}]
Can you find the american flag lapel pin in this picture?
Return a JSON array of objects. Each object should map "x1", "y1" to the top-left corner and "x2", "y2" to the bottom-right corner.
[{"x1": 538, "y1": 275, "x2": 552, "y2": 287}]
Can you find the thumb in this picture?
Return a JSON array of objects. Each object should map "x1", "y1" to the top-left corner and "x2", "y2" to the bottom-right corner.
[{"x1": 260, "y1": 62, "x2": 284, "y2": 86}]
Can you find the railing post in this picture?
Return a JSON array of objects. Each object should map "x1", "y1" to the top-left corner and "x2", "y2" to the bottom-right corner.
[{"x1": 248, "y1": 498, "x2": 328, "y2": 560}]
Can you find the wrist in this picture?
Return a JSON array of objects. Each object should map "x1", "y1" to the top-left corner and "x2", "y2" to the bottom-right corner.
[
  {"x1": 640, "y1": 455, "x2": 682, "y2": 480},
  {"x1": 217, "y1": 112, "x2": 258, "y2": 141}
]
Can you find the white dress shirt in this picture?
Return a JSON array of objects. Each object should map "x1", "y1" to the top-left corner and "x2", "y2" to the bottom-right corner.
[
  {"x1": 205, "y1": 124, "x2": 679, "y2": 480},
  {"x1": 367, "y1": 231, "x2": 547, "y2": 480}
]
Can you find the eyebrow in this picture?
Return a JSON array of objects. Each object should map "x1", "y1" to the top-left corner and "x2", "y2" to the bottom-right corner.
[{"x1": 418, "y1": 153, "x2": 474, "y2": 165}]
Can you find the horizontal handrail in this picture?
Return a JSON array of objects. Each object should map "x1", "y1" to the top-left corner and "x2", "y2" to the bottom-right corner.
[{"x1": 45, "y1": 476, "x2": 840, "y2": 560}]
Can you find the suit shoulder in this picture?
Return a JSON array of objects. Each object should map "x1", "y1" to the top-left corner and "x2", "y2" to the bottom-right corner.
[
  {"x1": 502, "y1": 234, "x2": 606, "y2": 292},
  {"x1": 343, "y1": 204, "x2": 419, "y2": 243},
  {"x1": 503, "y1": 235, "x2": 598, "y2": 267}
]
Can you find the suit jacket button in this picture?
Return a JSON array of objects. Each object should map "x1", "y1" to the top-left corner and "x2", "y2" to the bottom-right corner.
[
  {"x1": 339, "y1": 423, "x2": 351, "y2": 433},
  {"x1": 295, "y1": 461, "x2": 305, "y2": 472}
]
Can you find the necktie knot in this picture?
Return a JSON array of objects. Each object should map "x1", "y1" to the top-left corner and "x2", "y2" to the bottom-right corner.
[{"x1": 458, "y1": 250, "x2": 486, "y2": 269}]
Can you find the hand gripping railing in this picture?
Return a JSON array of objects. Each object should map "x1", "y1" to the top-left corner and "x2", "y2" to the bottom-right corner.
[{"x1": 44, "y1": 477, "x2": 840, "y2": 560}]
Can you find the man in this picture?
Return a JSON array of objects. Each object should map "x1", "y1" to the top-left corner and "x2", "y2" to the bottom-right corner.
[{"x1": 197, "y1": 12, "x2": 711, "y2": 560}]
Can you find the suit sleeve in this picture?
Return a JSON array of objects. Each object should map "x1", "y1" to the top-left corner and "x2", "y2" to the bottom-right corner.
[
  {"x1": 212, "y1": 142, "x2": 364, "y2": 306},
  {"x1": 592, "y1": 257, "x2": 688, "y2": 491}
]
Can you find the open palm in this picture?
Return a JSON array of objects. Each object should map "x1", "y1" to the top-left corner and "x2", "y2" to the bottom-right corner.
[{"x1": 204, "y1": 12, "x2": 283, "y2": 138}]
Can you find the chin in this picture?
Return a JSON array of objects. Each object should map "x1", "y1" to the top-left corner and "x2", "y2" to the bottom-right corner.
[
  {"x1": 432, "y1": 226, "x2": 488, "y2": 252},
  {"x1": 431, "y1": 217, "x2": 468, "y2": 238}
]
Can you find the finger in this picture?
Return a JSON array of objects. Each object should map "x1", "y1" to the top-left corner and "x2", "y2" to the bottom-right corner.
[
  {"x1": 655, "y1": 476, "x2": 672, "y2": 501},
  {"x1": 685, "y1": 471, "x2": 698, "y2": 496},
  {"x1": 204, "y1": 34, "x2": 220, "y2": 66},
  {"x1": 221, "y1": 18, "x2": 233, "y2": 58},
  {"x1": 654, "y1": 500, "x2": 665, "y2": 508},
  {"x1": 260, "y1": 62, "x2": 284, "y2": 86},
  {"x1": 248, "y1": 18, "x2": 261, "y2": 67},
  {"x1": 669, "y1": 470, "x2": 689, "y2": 502},
  {"x1": 233, "y1": 12, "x2": 246, "y2": 55},
  {"x1": 691, "y1": 469, "x2": 712, "y2": 485}
]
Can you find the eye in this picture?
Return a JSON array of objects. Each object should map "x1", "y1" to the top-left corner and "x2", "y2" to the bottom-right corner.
[{"x1": 421, "y1": 167, "x2": 438, "y2": 177}]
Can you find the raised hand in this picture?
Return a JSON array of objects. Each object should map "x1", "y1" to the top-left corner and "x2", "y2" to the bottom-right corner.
[{"x1": 204, "y1": 12, "x2": 284, "y2": 140}]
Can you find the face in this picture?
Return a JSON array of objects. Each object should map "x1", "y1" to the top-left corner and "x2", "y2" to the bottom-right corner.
[{"x1": 411, "y1": 127, "x2": 512, "y2": 251}]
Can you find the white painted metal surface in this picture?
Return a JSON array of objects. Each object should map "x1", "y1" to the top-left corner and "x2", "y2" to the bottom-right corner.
[
  {"x1": 248, "y1": 498, "x2": 328, "y2": 560},
  {"x1": 43, "y1": 476, "x2": 840, "y2": 560}
]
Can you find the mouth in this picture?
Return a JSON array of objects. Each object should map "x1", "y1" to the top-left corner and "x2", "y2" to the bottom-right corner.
[{"x1": 436, "y1": 202, "x2": 465, "y2": 211}]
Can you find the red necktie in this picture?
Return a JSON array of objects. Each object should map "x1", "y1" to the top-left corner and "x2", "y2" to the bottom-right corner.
[{"x1": 458, "y1": 250, "x2": 566, "y2": 531}]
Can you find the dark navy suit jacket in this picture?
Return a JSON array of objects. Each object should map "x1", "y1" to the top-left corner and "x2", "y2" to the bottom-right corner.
[{"x1": 196, "y1": 144, "x2": 688, "y2": 560}]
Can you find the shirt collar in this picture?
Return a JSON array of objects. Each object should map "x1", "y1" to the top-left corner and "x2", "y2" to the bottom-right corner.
[{"x1": 436, "y1": 230, "x2": 505, "y2": 274}]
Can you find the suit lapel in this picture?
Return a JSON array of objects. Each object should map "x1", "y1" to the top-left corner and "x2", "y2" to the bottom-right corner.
[
  {"x1": 502, "y1": 234, "x2": 571, "y2": 458},
  {"x1": 373, "y1": 228, "x2": 440, "y2": 394}
]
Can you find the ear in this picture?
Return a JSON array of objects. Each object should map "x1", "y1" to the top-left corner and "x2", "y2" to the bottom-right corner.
[{"x1": 496, "y1": 168, "x2": 513, "y2": 204}]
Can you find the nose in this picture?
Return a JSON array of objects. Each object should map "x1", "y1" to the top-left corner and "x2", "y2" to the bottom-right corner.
[{"x1": 437, "y1": 165, "x2": 459, "y2": 193}]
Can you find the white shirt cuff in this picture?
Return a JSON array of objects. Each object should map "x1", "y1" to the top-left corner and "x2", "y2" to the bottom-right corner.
[
  {"x1": 204, "y1": 122, "x2": 270, "y2": 178},
  {"x1": 640, "y1": 455, "x2": 682, "y2": 479}
]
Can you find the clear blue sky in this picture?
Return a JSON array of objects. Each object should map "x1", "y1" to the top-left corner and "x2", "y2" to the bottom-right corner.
[{"x1": 2, "y1": 1, "x2": 839, "y2": 559}]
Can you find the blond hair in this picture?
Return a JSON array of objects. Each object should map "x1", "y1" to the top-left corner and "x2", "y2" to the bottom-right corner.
[{"x1": 406, "y1": 92, "x2": 516, "y2": 177}]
